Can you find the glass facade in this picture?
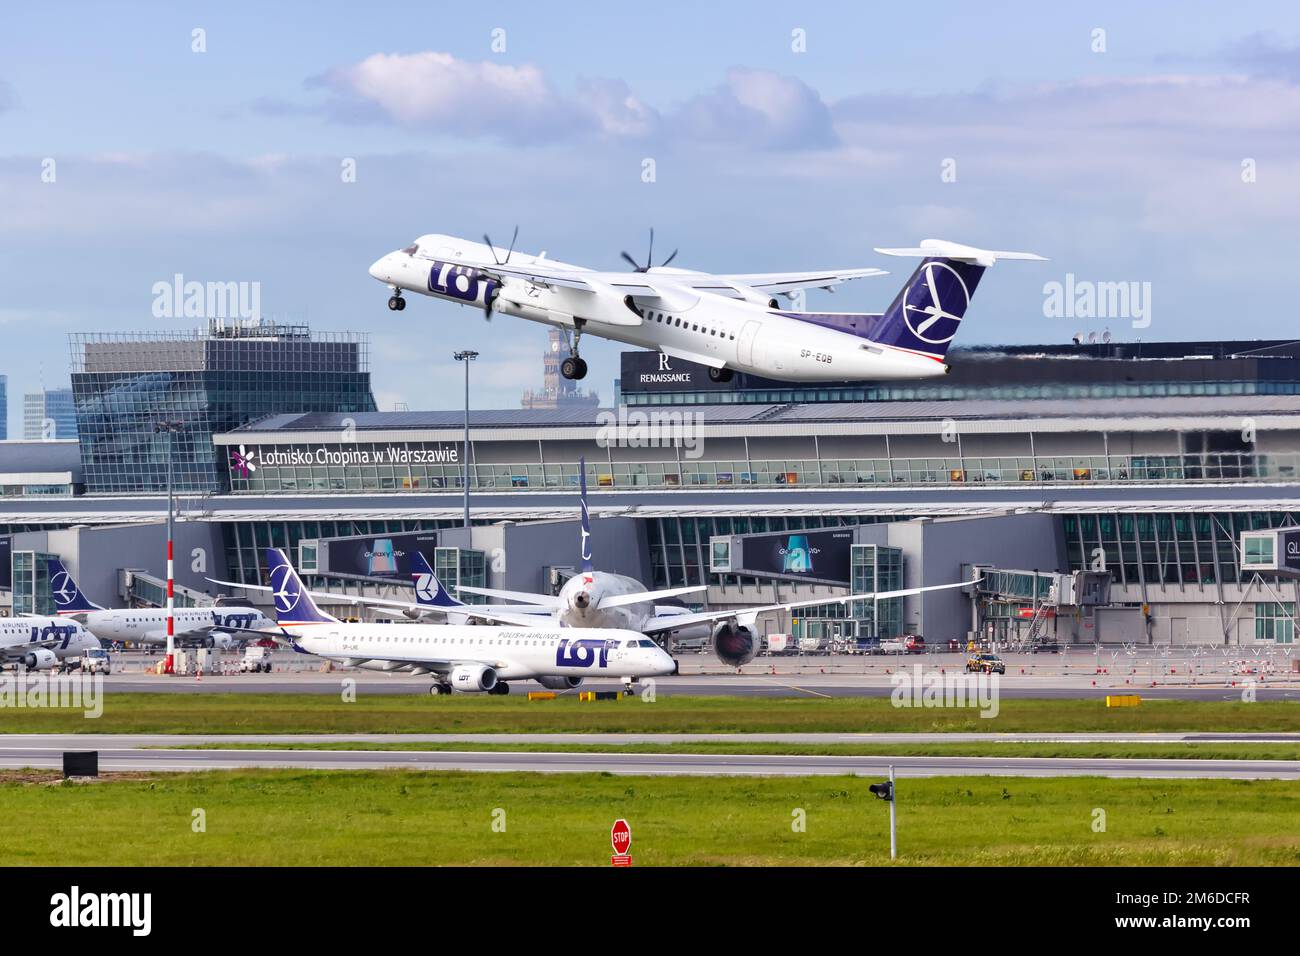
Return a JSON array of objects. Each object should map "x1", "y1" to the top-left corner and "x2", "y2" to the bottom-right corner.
[
  {"x1": 1061, "y1": 512, "x2": 1300, "y2": 586},
  {"x1": 849, "y1": 544, "x2": 904, "y2": 638},
  {"x1": 12, "y1": 550, "x2": 56, "y2": 616},
  {"x1": 225, "y1": 448, "x2": 1298, "y2": 494},
  {"x1": 71, "y1": 323, "x2": 375, "y2": 495},
  {"x1": 23, "y1": 388, "x2": 78, "y2": 440},
  {"x1": 1255, "y1": 602, "x2": 1295, "y2": 643}
]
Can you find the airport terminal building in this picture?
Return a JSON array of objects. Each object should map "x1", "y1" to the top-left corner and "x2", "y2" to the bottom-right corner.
[{"x1": 2, "y1": 329, "x2": 1299, "y2": 648}]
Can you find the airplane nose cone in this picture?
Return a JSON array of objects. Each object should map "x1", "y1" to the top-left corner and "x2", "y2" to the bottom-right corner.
[{"x1": 368, "y1": 257, "x2": 387, "y2": 281}]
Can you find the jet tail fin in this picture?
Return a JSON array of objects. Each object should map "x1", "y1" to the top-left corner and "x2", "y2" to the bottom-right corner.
[
  {"x1": 871, "y1": 239, "x2": 1045, "y2": 360},
  {"x1": 264, "y1": 548, "x2": 338, "y2": 625},
  {"x1": 410, "y1": 552, "x2": 463, "y2": 608},
  {"x1": 578, "y1": 455, "x2": 593, "y2": 573},
  {"x1": 46, "y1": 558, "x2": 104, "y2": 614}
]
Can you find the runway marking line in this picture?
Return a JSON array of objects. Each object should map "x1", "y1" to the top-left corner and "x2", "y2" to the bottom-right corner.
[{"x1": 751, "y1": 676, "x2": 834, "y2": 699}]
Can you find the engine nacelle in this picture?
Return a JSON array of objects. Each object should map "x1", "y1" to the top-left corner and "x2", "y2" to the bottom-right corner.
[
  {"x1": 449, "y1": 663, "x2": 498, "y2": 693},
  {"x1": 712, "y1": 620, "x2": 758, "y2": 668},
  {"x1": 534, "y1": 675, "x2": 583, "y2": 691},
  {"x1": 22, "y1": 648, "x2": 58, "y2": 671}
]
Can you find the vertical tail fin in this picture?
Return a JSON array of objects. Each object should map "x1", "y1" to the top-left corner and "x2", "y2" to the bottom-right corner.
[
  {"x1": 872, "y1": 240, "x2": 1045, "y2": 360},
  {"x1": 264, "y1": 548, "x2": 338, "y2": 624},
  {"x1": 578, "y1": 455, "x2": 593, "y2": 573},
  {"x1": 410, "y1": 552, "x2": 462, "y2": 608},
  {"x1": 46, "y1": 558, "x2": 103, "y2": 614}
]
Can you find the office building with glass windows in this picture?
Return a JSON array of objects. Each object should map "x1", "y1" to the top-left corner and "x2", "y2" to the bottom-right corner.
[
  {"x1": 69, "y1": 320, "x2": 376, "y2": 495},
  {"x1": 23, "y1": 387, "x2": 78, "y2": 441}
]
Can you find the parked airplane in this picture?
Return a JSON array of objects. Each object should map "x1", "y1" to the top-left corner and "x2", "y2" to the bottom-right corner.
[
  {"x1": 0, "y1": 616, "x2": 100, "y2": 671},
  {"x1": 257, "y1": 548, "x2": 676, "y2": 695},
  {"x1": 369, "y1": 232, "x2": 1043, "y2": 382},
  {"x1": 48, "y1": 558, "x2": 275, "y2": 649},
  {"x1": 448, "y1": 464, "x2": 981, "y2": 666}
]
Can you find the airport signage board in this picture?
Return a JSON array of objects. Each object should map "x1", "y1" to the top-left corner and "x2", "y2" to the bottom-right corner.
[
  {"x1": 1281, "y1": 528, "x2": 1300, "y2": 576},
  {"x1": 734, "y1": 528, "x2": 854, "y2": 585},
  {"x1": 621, "y1": 352, "x2": 732, "y2": 392},
  {"x1": 318, "y1": 532, "x2": 441, "y2": 580}
]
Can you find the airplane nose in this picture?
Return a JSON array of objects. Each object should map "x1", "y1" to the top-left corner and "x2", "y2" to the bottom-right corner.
[{"x1": 368, "y1": 256, "x2": 388, "y2": 281}]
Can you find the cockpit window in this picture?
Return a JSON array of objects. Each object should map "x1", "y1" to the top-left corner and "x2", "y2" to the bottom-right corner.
[{"x1": 402, "y1": 243, "x2": 420, "y2": 255}]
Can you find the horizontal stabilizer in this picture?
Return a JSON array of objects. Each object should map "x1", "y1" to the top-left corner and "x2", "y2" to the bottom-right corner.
[{"x1": 874, "y1": 239, "x2": 1046, "y2": 267}]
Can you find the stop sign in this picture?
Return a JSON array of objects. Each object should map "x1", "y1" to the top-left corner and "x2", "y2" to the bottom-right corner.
[{"x1": 611, "y1": 819, "x2": 632, "y2": 856}]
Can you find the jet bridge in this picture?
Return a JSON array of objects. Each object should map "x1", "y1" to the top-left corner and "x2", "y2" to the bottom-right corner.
[{"x1": 972, "y1": 567, "x2": 1114, "y2": 648}]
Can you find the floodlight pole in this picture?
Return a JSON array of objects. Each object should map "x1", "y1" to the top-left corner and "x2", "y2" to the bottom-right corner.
[{"x1": 454, "y1": 351, "x2": 479, "y2": 528}]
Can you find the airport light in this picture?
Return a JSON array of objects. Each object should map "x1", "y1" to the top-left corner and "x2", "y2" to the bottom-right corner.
[
  {"x1": 868, "y1": 765, "x2": 897, "y2": 859},
  {"x1": 453, "y1": 350, "x2": 479, "y2": 528},
  {"x1": 154, "y1": 419, "x2": 184, "y2": 675}
]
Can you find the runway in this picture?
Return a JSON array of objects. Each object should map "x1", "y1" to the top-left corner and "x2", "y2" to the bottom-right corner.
[
  {"x1": 5, "y1": 731, "x2": 1299, "y2": 748},
  {"x1": 4, "y1": 742, "x2": 1296, "y2": 779},
  {"x1": 87, "y1": 672, "x2": 1300, "y2": 701}
]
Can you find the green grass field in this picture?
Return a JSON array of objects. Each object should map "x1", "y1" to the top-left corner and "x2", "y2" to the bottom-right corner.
[
  {"x1": 2, "y1": 769, "x2": 1296, "y2": 866},
  {"x1": 8, "y1": 693, "x2": 1299, "y2": 734},
  {"x1": 171, "y1": 740, "x2": 1300, "y2": 760}
]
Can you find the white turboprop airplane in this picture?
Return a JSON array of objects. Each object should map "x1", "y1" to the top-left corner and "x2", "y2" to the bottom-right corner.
[
  {"x1": 0, "y1": 616, "x2": 100, "y2": 672},
  {"x1": 368, "y1": 231, "x2": 1043, "y2": 383},
  {"x1": 48, "y1": 558, "x2": 276, "y2": 649},
  {"x1": 255, "y1": 548, "x2": 676, "y2": 695}
]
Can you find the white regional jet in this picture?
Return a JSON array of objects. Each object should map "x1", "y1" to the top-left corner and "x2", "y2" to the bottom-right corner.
[
  {"x1": 258, "y1": 548, "x2": 675, "y2": 695},
  {"x1": 49, "y1": 558, "x2": 276, "y2": 649},
  {"x1": 368, "y1": 231, "x2": 1043, "y2": 382},
  {"x1": 0, "y1": 616, "x2": 100, "y2": 672}
]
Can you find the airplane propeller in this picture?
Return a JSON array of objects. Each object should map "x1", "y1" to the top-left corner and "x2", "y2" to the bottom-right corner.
[
  {"x1": 484, "y1": 225, "x2": 519, "y2": 266},
  {"x1": 621, "y1": 228, "x2": 677, "y2": 273},
  {"x1": 481, "y1": 225, "x2": 518, "y2": 319}
]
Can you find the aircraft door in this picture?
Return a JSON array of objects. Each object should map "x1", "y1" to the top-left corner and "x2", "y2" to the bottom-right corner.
[{"x1": 737, "y1": 320, "x2": 761, "y2": 366}]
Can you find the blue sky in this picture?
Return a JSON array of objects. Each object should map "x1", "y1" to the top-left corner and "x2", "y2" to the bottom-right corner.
[{"x1": 2, "y1": 1, "x2": 1299, "y2": 427}]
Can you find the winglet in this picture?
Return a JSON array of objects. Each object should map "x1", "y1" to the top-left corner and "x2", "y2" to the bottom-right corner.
[{"x1": 874, "y1": 239, "x2": 1047, "y2": 268}]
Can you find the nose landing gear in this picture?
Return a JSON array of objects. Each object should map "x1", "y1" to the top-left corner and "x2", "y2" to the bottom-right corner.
[{"x1": 387, "y1": 290, "x2": 406, "y2": 311}]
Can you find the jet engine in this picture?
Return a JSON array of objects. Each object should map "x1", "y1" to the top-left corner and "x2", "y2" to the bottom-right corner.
[
  {"x1": 535, "y1": 675, "x2": 583, "y2": 691},
  {"x1": 22, "y1": 648, "x2": 58, "y2": 671},
  {"x1": 449, "y1": 663, "x2": 498, "y2": 693},
  {"x1": 712, "y1": 620, "x2": 758, "y2": 667}
]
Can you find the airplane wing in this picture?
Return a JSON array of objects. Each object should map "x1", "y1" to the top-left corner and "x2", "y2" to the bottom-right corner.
[
  {"x1": 640, "y1": 578, "x2": 981, "y2": 635},
  {"x1": 455, "y1": 586, "x2": 564, "y2": 608},
  {"x1": 687, "y1": 268, "x2": 889, "y2": 298},
  {"x1": 596, "y1": 585, "x2": 708, "y2": 610}
]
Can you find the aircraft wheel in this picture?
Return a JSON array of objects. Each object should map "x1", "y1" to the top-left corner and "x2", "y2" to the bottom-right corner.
[
  {"x1": 396, "y1": 297, "x2": 406, "y2": 310},
  {"x1": 708, "y1": 366, "x2": 734, "y2": 383},
  {"x1": 388, "y1": 295, "x2": 403, "y2": 311},
  {"x1": 561, "y1": 357, "x2": 580, "y2": 380}
]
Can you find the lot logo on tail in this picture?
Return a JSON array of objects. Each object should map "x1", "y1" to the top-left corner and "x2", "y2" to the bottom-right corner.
[
  {"x1": 903, "y1": 261, "x2": 969, "y2": 345},
  {"x1": 270, "y1": 562, "x2": 303, "y2": 614}
]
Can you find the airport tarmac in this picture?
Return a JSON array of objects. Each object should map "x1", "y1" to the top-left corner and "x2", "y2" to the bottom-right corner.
[
  {"x1": 87, "y1": 670, "x2": 1300, "y2": 700},
  {"x1": 2, "y1": 743, "x2": 1295, "y2": 779}
]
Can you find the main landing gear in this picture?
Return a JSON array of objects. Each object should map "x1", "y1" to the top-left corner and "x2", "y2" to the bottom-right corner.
[
  {"x1": 559, "y1": 322, "x2": 588, "y2": 380},
  {"x1": 387, "y1": 290, "x2": 406, "y2": 311},
  {"x1": 429, "y1": 681, "x2": 452, "y2": 696},
  {"x1": 708, "y1": 366, "x2": 734, "y2": 383},
  {"x1": 488, "y1": 682, "x2": 511, "y2": 696}
]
